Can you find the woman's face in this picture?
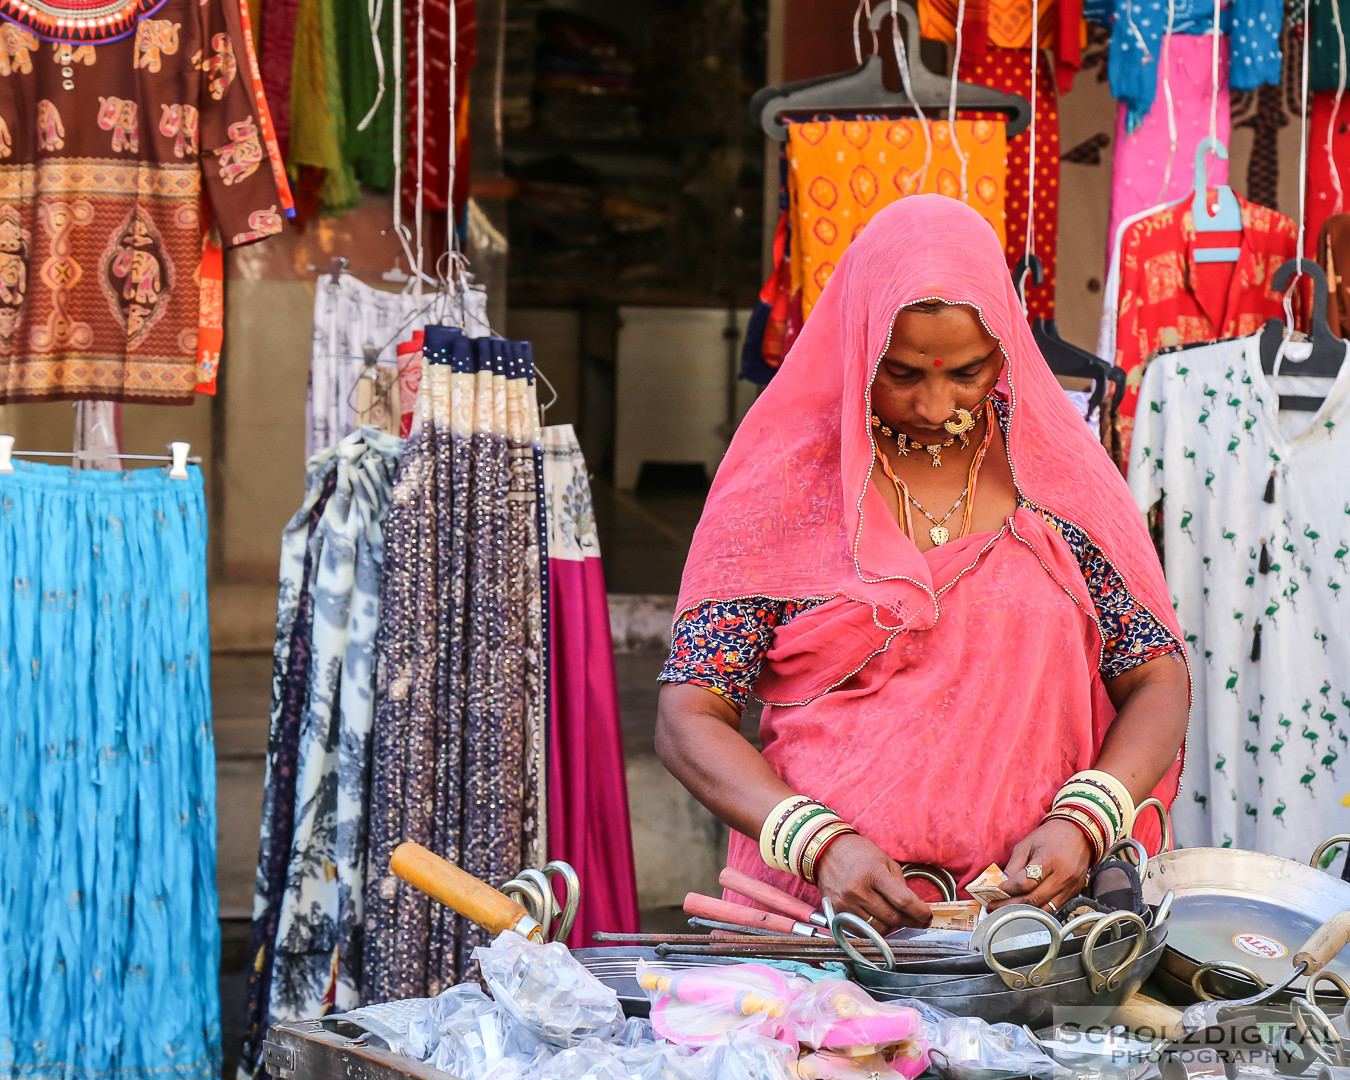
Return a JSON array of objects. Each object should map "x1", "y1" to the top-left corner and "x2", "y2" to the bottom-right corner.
[{"x1": 871, "y1": 303, "x2": 1003, "y2": 441}]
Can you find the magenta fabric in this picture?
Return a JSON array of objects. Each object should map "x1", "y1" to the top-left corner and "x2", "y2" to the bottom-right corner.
[
  {"x1": 544, "y1": 428, "x2": 640, "y2": 945},
  {"x1": 674, "y1": 195, "x2": 1185, "y2": 893},
  {"x1": 1107, "y1": 35, "x2": 1231, "y2": 262}
]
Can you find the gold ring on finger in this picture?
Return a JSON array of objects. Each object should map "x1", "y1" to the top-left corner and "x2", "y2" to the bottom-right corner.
[{"x1": 1026, "y1": 864, "x2": 1044, "y2": 883}]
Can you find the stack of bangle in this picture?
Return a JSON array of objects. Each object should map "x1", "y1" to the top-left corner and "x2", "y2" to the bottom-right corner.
[
  {"x1": 1043, "y1": 770, "x2": 1137, "y2": 865},
  {"x1": 758, "y1": 795, "x2": 858, "y2": 885}
]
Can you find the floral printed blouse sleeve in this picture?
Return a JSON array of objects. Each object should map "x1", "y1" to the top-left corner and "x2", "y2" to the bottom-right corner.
[
  {"x1": 197, "y1": 0, "x2": 286, "y2": 247},
  {"x1": 659, "y1": 599, "x2": 819, "y2": 711}
]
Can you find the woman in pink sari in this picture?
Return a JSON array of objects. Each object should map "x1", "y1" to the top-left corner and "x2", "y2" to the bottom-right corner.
[{"x1": 656, "y1": 196, "x2": 1189, "y2": 929}]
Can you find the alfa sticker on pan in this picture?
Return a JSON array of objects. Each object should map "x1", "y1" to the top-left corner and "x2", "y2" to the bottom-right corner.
[{"x1": 1232, "y1": 932, "x2": 1288, "y2": 959}]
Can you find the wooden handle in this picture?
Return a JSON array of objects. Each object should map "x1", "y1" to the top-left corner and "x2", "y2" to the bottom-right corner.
[
  {"x1": 391, "y1": 842, "x2": 543, "y2": 941},
  {"x1": 1294, "y1": 909, "x2": 1350, "y2": 975},
  {"x1": 684, "y1": 892, "x2": 803, "y2": 936},
  {"x1": 1109, "y1": 993, "x2": 1187, "y2": 1040},
  {"x1": 719, "y1": 867, "x2": 819, "y2": 923}
]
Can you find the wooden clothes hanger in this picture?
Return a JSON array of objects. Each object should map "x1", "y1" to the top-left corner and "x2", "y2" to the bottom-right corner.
[{"x1": 750, "y1": 0, "x2": 1031, "y2": 140}]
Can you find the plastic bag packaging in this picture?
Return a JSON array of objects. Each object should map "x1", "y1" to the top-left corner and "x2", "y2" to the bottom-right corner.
[
  {"x1": 788, "y1": 980, "x2": 926, "y2": 1056},
  {"x1": 927, "y1": 1015, "x2": 1064, "y2": 1080},
  {"x1": 474, "y1": 932, "x2": 624, "y2": 1047},
  {"x1": 404, "y1": 984, "x2": 498, "y2": 1063},
  {"x1": 614, "y1": 1041, "x2": 699, "y2": 1080},
  {"x1": 692, "y1": 1032, "x2": 799, "y2": 1080},
  {"x1": 638, "y1": 961, "x2": 804, "y2": 1047},
  {"x1": 614, "y1": 1017, "x2": 657, "y2": 1049},
  {"x1": 539, "y1": 1040, "x2": 632, "y2": 1080},
  {"x1": 798, "y1": 1049, "x2": 925, "y2": 1080}
]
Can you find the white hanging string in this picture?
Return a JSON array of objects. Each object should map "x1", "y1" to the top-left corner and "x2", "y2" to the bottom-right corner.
[
  {"x1": 1208, "y1": 0, "x2": 1220, "y2": 146},
  {"x1": 1024, "y1": 0, "x2": 1039, "y2": 265},
  {"x1": 946, "y1": 0, "x2": 970, "y2": 201},
  {"x1": 1275, "y1": 0, "x2": 1314, "y2": 375},
  {"x1": 853, "y1": 0, "x2": 876, "y2": 63},
  {"x1": 447, "y1": 0, "x2": 458, "y2": 259},
  {"x1": 1154, "y1": 0, "x2": 1179, "y2": 202},
  {"x1": 1325, "y1": 0, "x2": 1347, "y2": 217},
  {"x1": 413, "y1": 0, "x2": 427, "y2": 296},
  {"x1": 356, "y1": 0, "x2": 387, "y2": 130},
  {"x1": 888, "y1": 0, "x2": 934, "y2": 192}
]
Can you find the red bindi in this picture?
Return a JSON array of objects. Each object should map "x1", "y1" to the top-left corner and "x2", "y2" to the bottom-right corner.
[{"x1": 933, "y1": 358, "x2": 943, "y2": 367}]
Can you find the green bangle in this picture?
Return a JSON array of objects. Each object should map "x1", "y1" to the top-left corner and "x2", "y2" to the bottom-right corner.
[
  {"x1": 1059, "y1": 786, "x2": 1122, "y2": 839},
  {"x1": 777, "y1": 803, "x2": 830, "y2": 867},
  {"x1": 784, "y1": 807, "x2": 837, "y2": 871}
]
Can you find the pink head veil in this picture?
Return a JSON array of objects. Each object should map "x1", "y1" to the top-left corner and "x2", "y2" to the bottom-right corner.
[{"x1": 677, "y1": 194, "x2": 1181, "y2": 650}]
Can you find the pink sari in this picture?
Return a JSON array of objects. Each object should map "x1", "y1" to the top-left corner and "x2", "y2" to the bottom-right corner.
[{"x1": 676, "y1": 195, "x2": 1186, "y2": 903}]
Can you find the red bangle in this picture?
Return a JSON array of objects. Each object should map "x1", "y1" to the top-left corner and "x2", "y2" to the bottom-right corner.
[
  {"x1": 805, "y1": 826, "x2": 856, "y2": 885},
  {"x1": 1047, "y1": 811, "x2": 1104, "y2": 863}
]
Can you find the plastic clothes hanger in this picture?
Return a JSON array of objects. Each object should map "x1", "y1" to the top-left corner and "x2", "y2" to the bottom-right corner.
[
  {"x1": 1258, "y1": 260, "x2": 1348, "y2": 410},
  {"x1": 1191, "y1": 137, "x2": 1243, "y2": 263},
  {"x1": 750, "y1": 1, "x2": 1031, "y2": 139},
  {"x1": 1014, "y1": 255, "x2": 1123, "y2": 413}
]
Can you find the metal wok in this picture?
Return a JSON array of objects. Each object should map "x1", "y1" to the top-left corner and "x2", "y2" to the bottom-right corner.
[{"x1": 1141, "y1": 835, "x2": 1350, "y2": 1003}]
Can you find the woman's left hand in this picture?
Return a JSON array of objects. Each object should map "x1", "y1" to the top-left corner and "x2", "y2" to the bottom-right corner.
[{"x1": 987, "y1": 818, "x2": 1093, "y2": 914}]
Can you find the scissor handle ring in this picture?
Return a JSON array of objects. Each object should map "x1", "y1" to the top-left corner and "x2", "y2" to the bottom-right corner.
[
  {"x1": 1309, "y1": 834, "x2": 1350, "y2": 872},
  {"x1": 1191, "y1": 960, "x2": 1267, "y2": 1001},
  {"x1": 1291, "y1": 995, "x2": 1347, "y2": 1067},
  {"x1": 1103, "y1": 837, "x2": 1150, "y2": 879},
  {"x1": 542, "y1": 860, "x2": 581, "y2": 943},
  {"x1": 1082, "y1": 910, "x2": 1147, "y2": 993},
  {"x1": 979, "y1": 907, "x2": 1063, "y2": 990},
  {"x1": 829, "y1": 910, "x2": 896, "y2": 971}
]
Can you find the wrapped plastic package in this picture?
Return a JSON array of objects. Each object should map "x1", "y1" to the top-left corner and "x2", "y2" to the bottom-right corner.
[
  {"x1": 788, "y1": 980, "x2": 925, "y2": 1055},
  {"x1": 474, "y1": 932, "x2": 625, "y2": 1047},
  {"x1": 539, "y1": 1040, "x2": 631, "y2": 1080},
  {"x1": 927, "y1": 1015, "x2": 1064, "y2": 1080},
  {"x1": 692, "y1": 1032, "x2": 799, "y2": 1080},
  {"x1": 638, "y1": 961, "x2": 804, "y2": 1047},
  {"x1": 798, "y1": 1049, "x2": 922, "y2": 1080}
]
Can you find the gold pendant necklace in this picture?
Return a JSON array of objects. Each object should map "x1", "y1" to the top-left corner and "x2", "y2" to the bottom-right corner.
[
  {"x1": 871, "y1": 404, "x2": 979, "y2": 467},
  {"x1": 906, "y1": 485, "x2": 970, "y2": 546}
]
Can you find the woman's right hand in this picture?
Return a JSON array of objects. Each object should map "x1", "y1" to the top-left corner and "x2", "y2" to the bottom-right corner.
[{"x1": 813, "y1": 833, "x2": 933, "y2": 931}]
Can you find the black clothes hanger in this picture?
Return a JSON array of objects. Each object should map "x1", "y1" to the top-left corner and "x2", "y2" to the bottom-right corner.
[
  {"x1": 1013, "y1": 255, "x2": 1123, "y2": 413},
  {"x1": 1259, "y1": 259, "x2": 1348, "y2": 411},
  {"x1": 750, "y1": 0, "x2": 1031, "y2": 140}
]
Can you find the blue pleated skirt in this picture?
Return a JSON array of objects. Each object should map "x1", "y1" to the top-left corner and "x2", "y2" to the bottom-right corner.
[{"x1": 0, "y1": 462, "x2": 218, "y2": 1080}]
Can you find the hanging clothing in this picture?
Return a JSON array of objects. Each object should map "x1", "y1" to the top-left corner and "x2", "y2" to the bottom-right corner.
[
  {"x1": 1107, "y1": 34, "x2": 1232, "y2": 270},
  {"x1": 542, "y1": 424, "x2": 640, "y2": 948},
  {"x1": 1319, "y1": 213, "x2": 1350, "y2": 336},
  {"x1": 235, "y1": 429, "x2": 401, "y2": 1080},
  {"x1": 1311, "y1": 0, "x2": 1350, "y2": 92},
  {"x1": 401, "y1": 0, "x2": 476, "y2": 219},
  {"x1": 307, "y1": 275, "x2": 490, "y2": 456},
  {"x1": 671, "y1": 195, "x2": 1183, "y2": 901},
  {"x1": 363, "y1": 327, "x2": 547, "y2": 999},
  {"x1": 335, "y1": 0, "x2": 395, "y2": 190},
  {"x1": 289, "y1": 0, "x2": 359, "y2": 212},
  {"x1": 0, "y1": 0, "x2": 287, "y2": 404},
  {"x1": 1105, "y1": 3, "x2": 1278, "y2": 123},
  {"x1": 1306, "y1": 92, "x2": 1350, "y2": 258},
  {"x1": 788, "y1": 119, "x2": 1009, "y2": 321},
  {"x1": 961, "y1": 47, "x2": 1061, "y2": 321},
  {"x1": 1113, "y1": 194, "x2": 1296, "y2": 461},
  {"x1": 918, "y1": 0, "x2": 1085, "y2": 91},
  {"x1": 1130, "y1": 335, "x2": 1350, "y2": 852},
  {"x1": 0, "y1": 462, "x2": 217, "y2": 1080}
]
